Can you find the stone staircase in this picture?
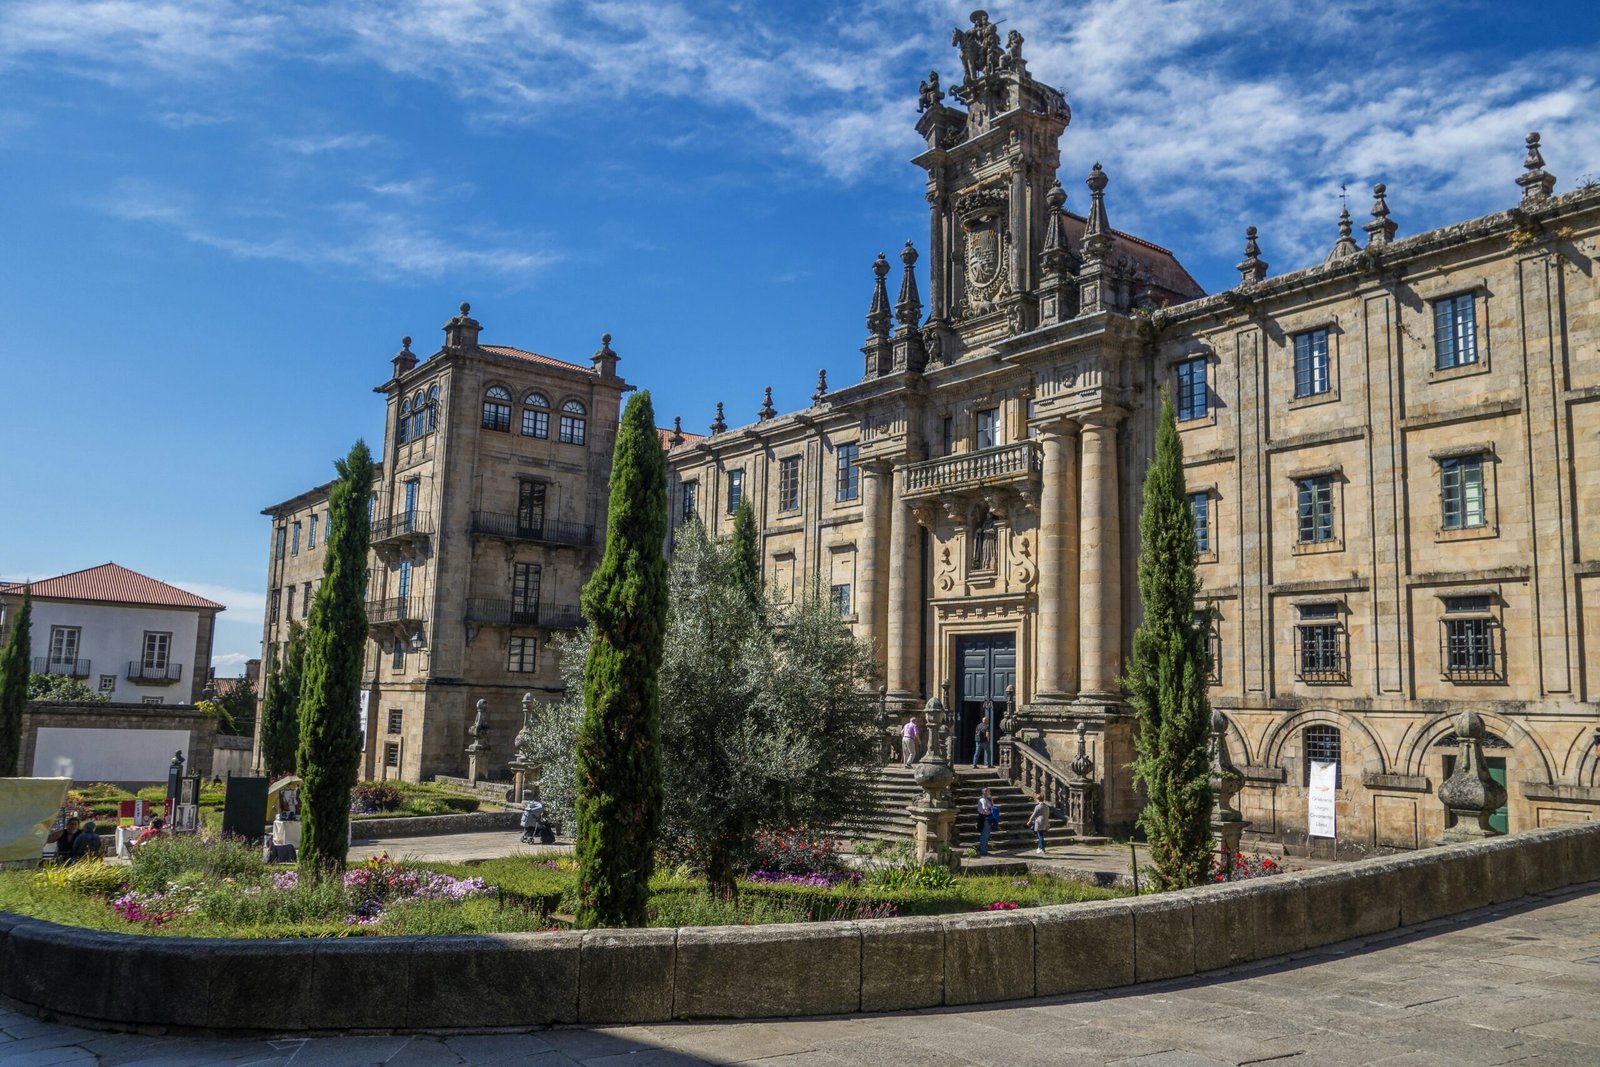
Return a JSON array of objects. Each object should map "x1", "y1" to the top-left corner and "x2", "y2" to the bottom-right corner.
[{"x1": 832, "y1": 764, "x2": 1096, "y2": 853}]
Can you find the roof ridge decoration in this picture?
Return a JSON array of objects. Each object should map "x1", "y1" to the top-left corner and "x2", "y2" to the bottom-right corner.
[
  {"x1": 1327, "y1": 205, "x2": 1360, "y2": 263},
  {"x1": 1364, "y1": 183, "x2": 1398, "y2": 248},
  {"x1": 1236, "y1": 225, "x2": 1267, "y2": 286},
  {"x1": 1517, "y1": 131, "x2": 1556, "y2": 203}
]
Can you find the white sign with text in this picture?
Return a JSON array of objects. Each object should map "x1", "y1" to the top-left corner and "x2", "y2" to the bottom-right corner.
[{"x1": 1308, "y1": 759, "x2": 1338, "y2": 838}]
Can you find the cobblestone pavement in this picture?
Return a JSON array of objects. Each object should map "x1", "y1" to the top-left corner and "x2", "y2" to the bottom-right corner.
[{"x1": 3, "y1": 884, "x2": 1595, "y2": 1066}]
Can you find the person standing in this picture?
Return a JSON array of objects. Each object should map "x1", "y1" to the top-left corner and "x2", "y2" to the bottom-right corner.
[
  {"x1": 1027, "y1": 792, "x2": 1050, "y2": 855},
  {"x1": 900, "y1": 717, "x2": 922, "y2": 767},
  {"x1": 976, "y1": 787, "x2": 995, "y2": 856},
  {"x1": 973, "y1": 717, "x2": 992, "y2": 768}
]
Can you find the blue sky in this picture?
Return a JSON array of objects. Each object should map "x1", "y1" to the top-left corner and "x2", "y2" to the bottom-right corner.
[{"x1": 2, "y1": 0, "x2": 1596, "y2": 674}]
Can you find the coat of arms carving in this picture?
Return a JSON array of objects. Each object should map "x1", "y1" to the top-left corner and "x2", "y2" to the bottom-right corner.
[{"x1": 956, "y1": 188, "x2": 1008, "y2": 311}]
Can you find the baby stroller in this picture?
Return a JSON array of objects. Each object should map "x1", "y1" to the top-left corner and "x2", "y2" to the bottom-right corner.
[{"x1": 519, "y1": 800, "x2": 555, "y2": 845}]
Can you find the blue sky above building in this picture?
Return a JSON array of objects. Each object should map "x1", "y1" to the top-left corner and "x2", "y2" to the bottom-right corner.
[{"x1": 2, "y1": 0, "x2": 1597, "y2": 671}]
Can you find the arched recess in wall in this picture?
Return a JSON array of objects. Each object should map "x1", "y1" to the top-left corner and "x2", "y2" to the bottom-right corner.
[
  {"x1": 1213, "y1": 711, "x2": 1251, "y2": 769},
  {"x1": 1566, "y1": 729, "x2": 1600, "y2": 788},
  {"x1": 1260, "y1": 707, "x2": 1388, "y2": 780},
  {"x1": 1398, "y1": 711, "x2": 1556, "y2": 785}
]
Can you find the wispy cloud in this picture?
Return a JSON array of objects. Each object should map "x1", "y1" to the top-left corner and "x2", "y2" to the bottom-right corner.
[
  {"x1": 174, "y1": 581, "x2": 267, "y2": 618},
  {"x1": 0, "y1": 0, "x2": 285, "y2": 78},
  {"x1": 274, "y1": 131, "x2": 384, "y2": 155}
]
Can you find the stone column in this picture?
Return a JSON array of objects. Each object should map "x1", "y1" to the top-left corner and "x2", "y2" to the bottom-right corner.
[
  {"x1": 1078, "y1": 410, "x2": 1125, "y2": 698},
  {"x1": 927, "y1": 190, "x2": 945, "y2": 321},
  {"x1": 885, "y1": 469, "x2": 921, "y2": 701},
  {"x1": 1036, "y1": 421, "x2": 1080, "y2": 699},
  {"x1": 858, "y1": 461, "x2": 891, "y2": 679}
]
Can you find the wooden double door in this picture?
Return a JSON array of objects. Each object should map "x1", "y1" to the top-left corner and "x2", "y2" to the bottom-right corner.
[{"x1": 954, "y1": 633, "x2": 1016, "y2": 764}]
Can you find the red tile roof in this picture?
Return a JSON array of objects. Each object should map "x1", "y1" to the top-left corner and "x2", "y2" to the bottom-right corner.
[
  {"x1": 481, "y1": 345, "x2": 593, "y2": 374},
  {"x1": 0, "y1": 563, "x2": 225, "y2": 611},
  {"x1": 658, "y1": 427, "x2": 707, "y2": 450}
]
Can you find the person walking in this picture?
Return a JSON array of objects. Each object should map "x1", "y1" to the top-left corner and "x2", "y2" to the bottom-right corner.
[
  {"x1": 900, "y1": 717, "x2": 922, "y2": 767},
  {"x1": 973, "y1": 716, "x2": 993, "y2": 768},
  {"x1": 976, "y1": 787, "x2": 995, "y2": 856},
  {"x1": 1027, "y1": 792, "x2": 1050, "y2": 855}
]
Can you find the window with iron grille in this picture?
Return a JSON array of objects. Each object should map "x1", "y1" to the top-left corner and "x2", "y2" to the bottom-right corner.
[
  {"x1": 778, "y1": 457, "x2": 801, "y2": 512},
  {"x1": 1190, "y1": 492, "x2": 1211, "y2": 553},
  {"x1": 384, "y1": 743, "x2": 400, "y2": 768},
  {"x1": 1433, "y1": 293, "x2": 1478, "y2": 369},
  {"x1": 1193, "y1": 610, "x2": 1221, "y2": 685},
  {"x1": 512, "y1": 563, "x2": 542, "y2": 624},
  {"x1": 1303, "y1": 724, "x2": 1342, "y2": 787},
  {"x1": 1441, "y1": 455, "x2": 1486, "y2": 529},
  {"x1": 270, "y1": 589, "x2": 281, "y2": 621},
  {"x1": 830, "y1": 583, "x2": 851, "y2": 617},
  {"x1": 285, "y1": 586, "x2": 295, "y2": 620},
  {"x1": 387, "y1": 709, "x2": 403, "y2": 734},
  {"x1": 509, "y1": 636, "x2": 538, "y2": 673},
  {"x1": 559, "y1": 400, "x2": 586, "y2": 445},
  {"x1": 1297, "y1": 475, "x2": 1335, "y2": 543},
  {"x1": 727, "y1": 469, "x2": 744, "y2": 513},
  {"x1": 1443, "y1": 616, "x2": 1498, "y2": 681},
  {"x1": 1176, "y1": 358, "x2": 1208, "y2": 421},
  {"x1": 482, "y1": 386, "x2": 512, "y2": 431},
  {"x1": 302, "y1": 581, "x2": 312, "y2": 617},
  {"x1": 836, "y1": 443, "x2": 859, "y2": 501},
  {"x1": 1292, "y1": 328, "x2": 1331, "y2": 398},
  {"x1": 681, "y1": 480, "x2": 698, "y2": 523},
  {"x1": 1294, "y1": 603, "x2": 1346, "y2": 683},
  {"x1": 143, "y1": 696, "x2": 164, "y2": 706}
]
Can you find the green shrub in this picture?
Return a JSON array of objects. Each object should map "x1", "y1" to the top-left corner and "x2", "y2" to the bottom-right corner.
[
  {"x1": 377, "y1": 896, "x2": 542, "y2": 936},
  {"x1": 647, "y1": 889, "x2": 810, "y2": 928},
  {"x1": 865, "y1": 859, "x2": 957, "y2": 891},
  {"x1": 128, "y1": 833, "x2": 266, "y2": 893},
  {"x1": 36, "y1": 859, "x2": 126, "y2": 897},
  {"x1": 196, "y1": 874, "x2": 352, "y2": 928}
]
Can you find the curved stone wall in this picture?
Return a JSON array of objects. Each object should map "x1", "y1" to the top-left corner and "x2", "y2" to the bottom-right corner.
[{"x1": 2, "y1": 823, "x2": 1596, "y2": 1033}]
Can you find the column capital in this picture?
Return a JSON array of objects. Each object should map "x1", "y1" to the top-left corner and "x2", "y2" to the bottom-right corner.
[
  {"x1": 1034, "y1": 417, "x2": 1082, "y2": 441},
  {"x1": 859, "y1": 457, "x2": 896, "y2": 475},
  {"x1": 1079, "y1": 405, "x2": 1129, "y2": 431}
]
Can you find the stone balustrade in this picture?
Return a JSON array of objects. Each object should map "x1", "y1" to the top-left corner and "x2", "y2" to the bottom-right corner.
[{"x1": 901, "y1": 441, "x2": 1040, "y2": 497}]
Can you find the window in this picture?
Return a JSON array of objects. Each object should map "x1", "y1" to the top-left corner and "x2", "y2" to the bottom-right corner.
[
  {"x1": 830, "y1": 583, "x2": 852, "y2": 617},
  {"x1": 48, "y1": 626, "x2": 79, "y2": 668},
  {"x1": 270, "y1": 589, "x2": 281, "y2": 621},
  {"x1": 1190, "y1": 492, "x2": 1211, "y2": 553},
  {"x1": 285, "y1": 586, "x2": 295, "y2": 620},
  {"x1": 1176, "y1": 358, "x2": 1208, "y2": 421},
  {"x1": 681, "y1": 480, "x2": 699, "y2": 524},
  {"x1": 1303, "y1": 725, "x2": 1341, "y2": 787},
  {"x1": 512, "y1": 563, "x2": 542, "y2": 624},
  {"x1": 1194, "y1": 610, "x2": 1221, "y2": 685},
  {"x1": 836, "y1": 443, "x2": 859, "y2": 502},
  {"x1": 1433, "y1": 293, "x2": 1478, "y2": 370},
  {"x1": 398, "y1": 397, "x2": 412, "y2": 444},
  {"x1": 411, "y1": 389, "x2": 427, "y2": 440},
  {"x1": 308, "y1": 514, "x2": 318, "y2": 549},
  {"x1": 1294, "y1": 604, "x2": 1345, "y2": 683},
  {"x1": 482, "y1": 385, "x2": 512, "y2": 431},
  {"x1": 396, "y1": 560, "x2": 412, "y2": 601},
  {"x1": 778, "y1": 456, "x2": 801, "y2": 512},
  {"x1": 274, "y1": 526, "x2": 286, "y2": 560},
  {"x1": 391, "y1": 638, "x2": 405, "y2": 671},
  {"x1": 427, "y1": 385, "x2": 440, "y2": 433},
  {"x1": 98, "y1": 674, "x2": 116, "y2": 694},
  {"x1": 559, "y1": 399, "x2": 587, "y2": 445},
  {"x1": 302, "y1": 581, "x2": 313, "y2": 617},
  {"x1": 1441, "y1": 455, "x2": 1486, "y2": 530},
  {"x1": 976, "y1": 408, "x2": 1000, "y2": 450},
  {"x1": 509, "y1": 635, "x2": 538, "y2": 672},
  {"x1": 522, "y1": 392, "x2": 550, "y2": 438},
  {"x1": 1293, "y1": 328, "x2": 1331, "y2": 398},
  {"x1": 387, "y1": 709, "x2": 403, "y2": 734},
  {"x1": 384, "y1": 742, "x2": 400, "y2": 769},
  {"x1": 1297, "y1": 476, "x2": 1335, "y2": 543},
  {"x1": 142, "y1": 696, "x2": 164, "y2": 706},
  {"x1": 942, "y1": 416, "x2": 954, "y2": 456},
  {"x1": 403, "y1": 479, "x2": 420, "y2": 529},
  {"x1": 291, "y1": 522, "x2": 301, "y2": 556},
  {"x1": 1442, "y1": 595, "x2": 1499, "y2": 682},
  {"x1": 518, "y1": 481, "x2": 546, "y2": 537},
  {"x1": 727, "y1": 469, "x2": 744, "y2": 513}
]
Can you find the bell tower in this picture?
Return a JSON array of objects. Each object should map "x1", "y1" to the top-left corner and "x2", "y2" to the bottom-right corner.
[{"x1": 913, "y1": 11, "x2": 1072, "y2": 362}]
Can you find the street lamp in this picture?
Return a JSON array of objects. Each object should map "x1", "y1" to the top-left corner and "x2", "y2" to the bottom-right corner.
[{"x1": 409, "y1": 628, "x2": 425, "y2": 652}]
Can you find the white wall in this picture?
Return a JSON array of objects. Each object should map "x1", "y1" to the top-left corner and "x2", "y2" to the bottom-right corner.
[
  {"x1": 32, "y1": 727, "x2": 192, "y2": 783},
  {"x1": 27, "y1": 600, "x2": 202, "y2": 703}
]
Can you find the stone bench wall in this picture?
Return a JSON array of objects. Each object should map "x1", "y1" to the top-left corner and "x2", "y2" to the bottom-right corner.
[
  {"x1": 2, "y1": 823, "x2": 1596, "y2": 1033},
  {"x1": 349, "y1": 810, "x2": 522, "y2": 838}
]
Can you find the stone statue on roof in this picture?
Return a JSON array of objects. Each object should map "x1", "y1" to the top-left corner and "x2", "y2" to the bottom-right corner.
[
  {"x1": 918, "y1": 70, "x2": 944, "y2": 112},
  {"x1": 952, "y1": 10, "x2": 1002, "y2": 86}
]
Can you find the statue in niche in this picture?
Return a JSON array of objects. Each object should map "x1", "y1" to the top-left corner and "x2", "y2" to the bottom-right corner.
[{"x1": 971, "y1": 511, "x2": 998, "y2": 571}]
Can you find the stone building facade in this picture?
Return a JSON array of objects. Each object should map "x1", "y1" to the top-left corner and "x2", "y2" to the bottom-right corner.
[
  {"x1": 259, "y1": 306, "x2": 629, "y2": 782},
  {"x1": 663, "y1": 12, "x2": 1600, "y2": 851}
]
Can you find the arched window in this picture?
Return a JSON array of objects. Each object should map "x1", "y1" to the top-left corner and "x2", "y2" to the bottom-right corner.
[
  {"x1": 411, "y1": 390, "x2": 427, "y2": 439},
  {"x1": 522, "y1": 391, "x2": 550, "y2": 439},
  {"x1": 426, "y1": 385, "x2": 440, "y2": 432},
  {"x1": 482, "y1": 385, "x2": 512, "y2": 432},
  {"x1": 397, "y1": 397, "x2": 412, "y2": 444},
  {"x1": 559, "y1": 399, "x2": 587, "y2": 445},
  {"x1": 1303, "y1": 724, "x2": 1341, "y2": 787}
]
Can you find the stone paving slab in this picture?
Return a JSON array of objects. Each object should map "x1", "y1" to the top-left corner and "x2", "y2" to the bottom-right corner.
[{"x1": 1, "y1": 884, "x2": 1596, "y2": 1065}]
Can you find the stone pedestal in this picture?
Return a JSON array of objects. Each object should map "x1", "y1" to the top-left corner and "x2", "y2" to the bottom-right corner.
[
  {"x1": 1064, "y1": 722, "x2": 1099, "y2": 837},
  {"x1": 909, "y1": 803, "x2": 959, "y2": 868},
  {"x1": 1438, "y1": 710, "x2": 1508, "y2": 844},
  {"x1": 1210, "y1": 711, "x2": 1249, "y2": 876},
  {"x1": 910, "y1": 694, "x2": 958, "y2": 869}
]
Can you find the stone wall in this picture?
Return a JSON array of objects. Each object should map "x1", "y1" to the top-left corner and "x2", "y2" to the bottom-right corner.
[
  {"x1": 17, "y1": 702, "x2": 220, "y2": 782},
  {"x1": 2, "y1": 823, "x2": 1595, "y2": 1033}
]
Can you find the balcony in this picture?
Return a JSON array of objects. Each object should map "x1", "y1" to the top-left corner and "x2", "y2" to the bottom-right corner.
[
  {"x1": 470, "y1": 511, "x2": 595, "y2": 549},
  {"x1": 901, "y1": 441, "x2": 1041, "y2": 499},
  {"x1": 371, "y1": 510, "x2": 431, "y2": 562},
  {"x1": 465, "y1": 598, "x2": 584, "y2": 631},
  {"x1": 33, "y1": 658, "x2": 90, "y2": 678},
  {"x1": 368, "y1": 597, "x2": 424, "y2": 628},
  {"x1": 127, "y1": 661, "x2": 184, "y2": 685}
]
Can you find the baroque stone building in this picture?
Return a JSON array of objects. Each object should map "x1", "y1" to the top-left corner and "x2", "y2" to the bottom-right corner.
[{"x1": 662, "y1": 12, "x2": 1600, "y2": 851}]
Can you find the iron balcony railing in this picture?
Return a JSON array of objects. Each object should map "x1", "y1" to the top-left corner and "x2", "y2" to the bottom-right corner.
[
  {"x1": 33, "y1": 657, "x2": 90, "y2": 678},
  {"x1": 127, "y1": 661, "x2": 184, "y2": 684},
  {"x1": 902, "y1": 441, "x2": 1041, "y2": 496},
  {"x1": 371, "y1": 510, "x2": 433, "y2": 544},
  {"x1": 465, "y1": 598, "x2": 584, "y2": 630},
  {"x1": 368, "y1": 597, "x2": 423, "y2": 626},
  {"x1": 470, "y1": 511, "x2": 595, "y2": 548}
]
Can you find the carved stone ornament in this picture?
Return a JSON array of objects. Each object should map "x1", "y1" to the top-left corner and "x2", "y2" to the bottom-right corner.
[
  {"x1": 1010, "y1": 532, "x2": 1038, "y2": 589},
  {"x1": 956, "y1": 188, "x2": 1008, "y2": 311},
  {"x1": 936, "y1": 544, "x2": 957, "y2": 592}
]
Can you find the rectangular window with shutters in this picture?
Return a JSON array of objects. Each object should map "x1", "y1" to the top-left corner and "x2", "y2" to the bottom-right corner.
[
  {"x1": 1293, "y1": 328, "x2": 1331, "y2": 398},
  {"x1": 508, "y1": 635, "x2": 538, "y2": 672},
  {"x1": 388, "y1": 709, "x2": 403, "y2": 734},
  {"x1": 1176, "y1": 358, "x2": 1208, "y2": 421},
  {"x1": 1441, "y1": 455, "x2": 1486, "y2": 529},
  {"x1": 836, "y1": 443, "x2": 859, "y2": 502},
  {"x1": 778, "y1": 457, "x2": 801, "y2": 512},
  {"x1": 727, "y1": 469, "x2": 744, "y2": 513},
  {"x1": 512, "y1": 563, "x2": 541, "y2": 624},
  {"x1": 1433, "y1": 293, "x2": 1478, "y2": 369},
  {"x1": 1297, "y1": 476, "x2": 1335, "y2": 543},
  {"x1": 518, "y1": 481, "x2": 546, "y2": 538}
]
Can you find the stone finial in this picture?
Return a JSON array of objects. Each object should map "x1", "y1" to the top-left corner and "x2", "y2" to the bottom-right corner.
[
  {"x1": 1517, "y1": 131, "x2": 1556, "y2": 202},
  {"x1": 1041, "y1": 179, "x2": 1068, "y2": 258},
  {"x1": 1069, "y1": 721, "x2": 1094, "y2": 778},
  {"x1": 391, "y1": 335, "x2": 418, "y2": 377},
  {"x1": 866, "y1": 252, "x2": 892, "y2": 338},
  {"x1": 1081, "y1": 163, "x2": 1114, "y2": 262},
  {"x1": 758, "y1": 386, "x2": 776, "y2": 421},
  {"x1": 895, "y1": 241, "x2": 922, "y2": 329},
  {"x1": 710, "y1": 401, "x2": 726, "y2": 435},
  {"x1": 443, "y1": 301, "x2": 481, "y2": 350},
  {"x1": 1236, "y1": 225, "x2": 1268, "y2": 285},
  {"x1": 1363, "y1": 183, "x2": 1397, "y2": 247},
  {"x1": 591, "y1": 332, "x2": 619, "y2": 379},
  {"x1": 669, "y1": 415, "x2": 684, "y2": 446},
  {"x1": 1438, "y1": 710, "x2": 1509, "y2": 842},
  {"x1": 811, "y1": 368, "x2": 828, "y2": 405},
  {"x1": 1326, "y1": 206, "x2": 1360, "y2": 262}
]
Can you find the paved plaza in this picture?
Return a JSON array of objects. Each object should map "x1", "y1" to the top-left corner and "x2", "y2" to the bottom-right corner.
[{"x1": 2, "y1": 883, "x2": 1596, "y2": 1066}]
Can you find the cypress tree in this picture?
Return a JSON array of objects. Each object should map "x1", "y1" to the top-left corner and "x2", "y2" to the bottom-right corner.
[
  {"x1": 574, "y1": 390, "x2": 669, "y2": 928},
  {"x1": 297, "y1": 441, "x2": 375, "y2": 872},
  {"x1": 260, "y1": 621, "x2": 307, "y2": 777},
  {"x1": 1127, "y1": 396, "x2": 1214, "y2": 891},
  {"x1": 0, "y1": 589, "x2": 31, "y2": 776},
  {"x1": 728, "y1": 499, "x2": 763, "y2": 615}
]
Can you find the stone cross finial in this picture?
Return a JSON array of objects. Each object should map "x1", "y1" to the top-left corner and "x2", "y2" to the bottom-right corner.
[
  {"x1": 895, "y1": 241, "x2": 922, "y2": 328},
  {"x1": 811, "y1": 368, "x2": 828, "y2": 405},
  {"x1": 1081, "y1": 163, "x2": 1114, "y2": 262},
  {"x1": 1438, "y1": 710, "x2": 1509, "y2": 842},
  {"x1": 758, "y1": 386, "x2": 775, "y2": 421},
  {"x1": 1326, "y1": 205, "x2": 1360, "y2": 263},
  {"x1": 1364, "y1": 183, "x2": 1397, "y2": 247},
  {"x1": 1517, "y1": 131, "x2": 1556, "y2": 202},
  {"x1": 1236, "y1": 225, "x2": 1268, "y2": 285},
  {"x1": 866, "y1": 253, "x2": 892, "y2": 338},
  {"x1": 710, "y1": 402, "x2": 726, "y2": 435},
  {"x1": 669, "y1": 416, "x2": 684, "y2": 446},
  {"x1": 443, "y1": 301, "x2": 481, "y2": 350}
]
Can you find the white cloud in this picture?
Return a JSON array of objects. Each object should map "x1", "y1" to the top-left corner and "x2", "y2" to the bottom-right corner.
[
  {"x1": 274, "y1": 132, "x2": 385, "y2": 155},
  {"x1": 0, "y1": 0, "x2": 285, "y2": 78},
  {"x1": 210, "y1": 651, "x2": 258, "y2": 676},
  {"x1": 170, "y1": 581, "x2": 266, "y2": 617}
]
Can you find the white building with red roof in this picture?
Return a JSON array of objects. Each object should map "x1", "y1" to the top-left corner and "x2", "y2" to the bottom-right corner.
[{"x1": 0, "y1": 563, "x2": 224, "y2": 706}]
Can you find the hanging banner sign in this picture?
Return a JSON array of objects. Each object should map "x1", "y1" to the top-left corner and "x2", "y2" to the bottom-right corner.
[
  {"x1": 1308, "y1": 760, "x2": 1338, "y2": 838},
  {"x1": 358, "y1": 692, "x2": 370, "y2": 752}
]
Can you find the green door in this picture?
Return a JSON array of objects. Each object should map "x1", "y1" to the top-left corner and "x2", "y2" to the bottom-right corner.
[{"x1": 1443, "y1": 754, "x2": 1509, "y2": 833}]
